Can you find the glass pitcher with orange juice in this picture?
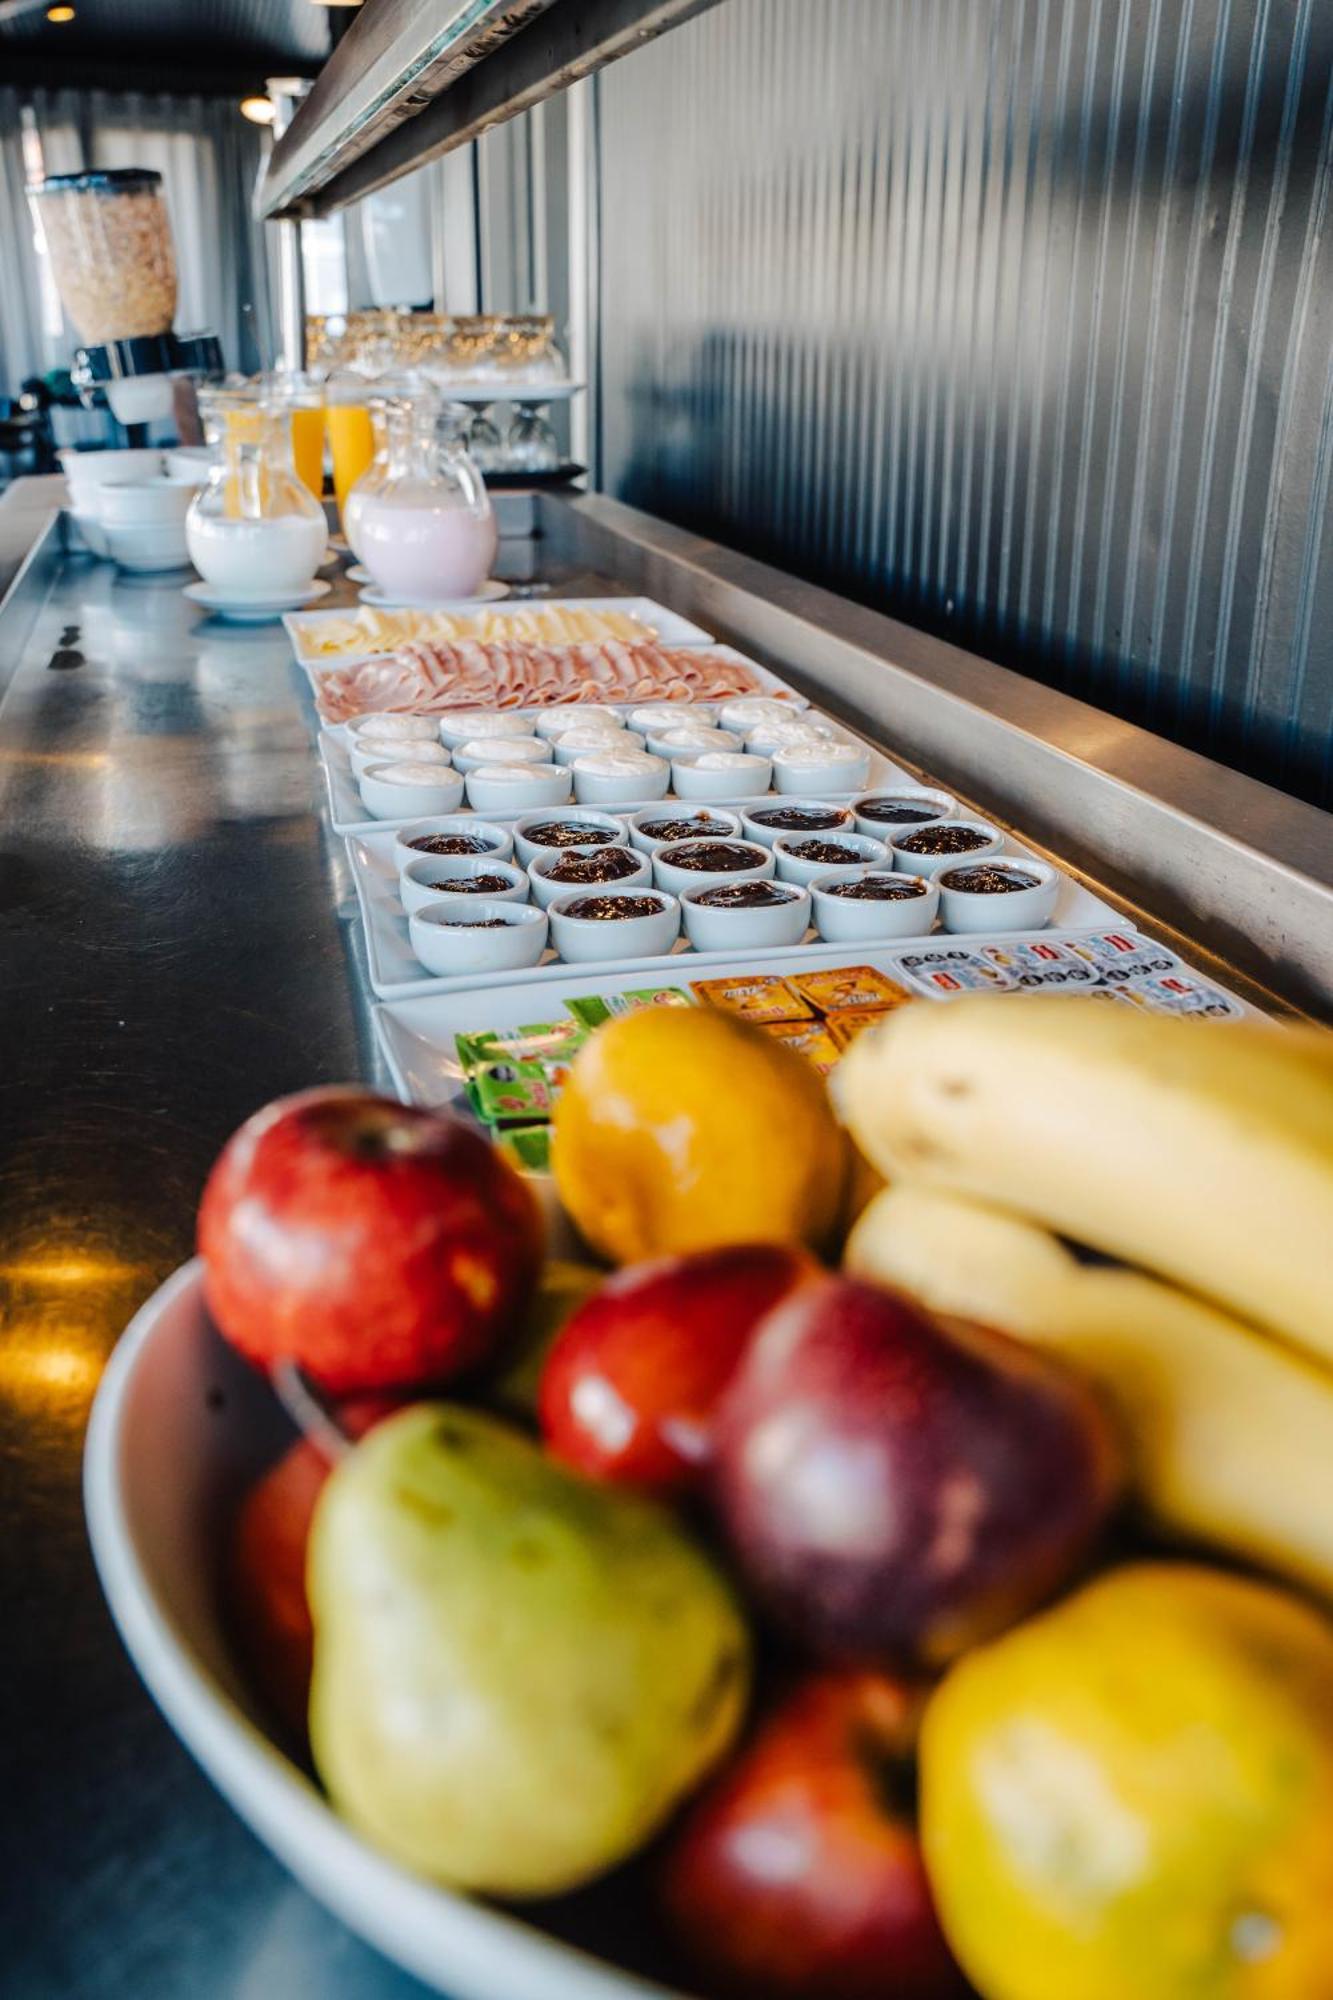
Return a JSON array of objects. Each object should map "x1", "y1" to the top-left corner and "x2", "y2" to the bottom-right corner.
[{"x1": 325, "y1": 373, "x2": 377, "y2": 534}]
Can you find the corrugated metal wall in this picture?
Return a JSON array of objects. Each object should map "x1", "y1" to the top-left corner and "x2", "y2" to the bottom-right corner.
[{"x1": 595, "y1": 0, "x2": 1333, "y2": 807}]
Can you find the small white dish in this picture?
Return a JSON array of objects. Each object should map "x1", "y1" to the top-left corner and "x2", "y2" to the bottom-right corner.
[
  {"x1": 671, "y1": 751, "x2": 773, "y2": 801},
  {"x1": 351, "y1": 737, "x2": 452, "y2": 781},
  {"x1": 719, "y1": 695, "x2": 803, "y2": 731},
  {"x1": 645, "y1": 725, "x2": 739, "y2": 760},
  {"x1": 771, "y1": 741, "x2": 872, "y2": 795},
  {"x1": 573, "y1": 750, "x2": 670, "y2": 805},
  {"x1": 889, "y1": 817, "x2": 1005, "y2": 878},
  {"x1": 393, "y1": 817, "x2": 513, "y2": 877},
  {"x1": 529, "y1": 844, "x2": 651, "y2": 910},
  {"x1": 680, "y1": 880, "x2": 811, "y2": 952},
  {"x1": 628, "y1": 805, "x2": 743, "y2": 854},
  {"x1": 512, "y1": 809, "x2": 626, "y2": 867},
  {"x1": 810, "y1": 871, "x2": 940, "y2": 942},
  {"x1": 185, "y1": 578, "x2": 331, "y2": 620},
  {"x1": 852, "y1": 787, "x2": 960, "y2": 839},
  {"x1": 937, "y1": 857, "x2": 1060, "y2": 933},
  {"x1": 773, "y1": 830, "x2": 891, "y2": 886},
  {"x1": 742, "y1": 718, "x2": 837, "y2": 758},
  {"x1": 552, "y1": 727, "x2": 644, "y2": 767},
  {"x1": 349, "y1": 713, "x2": 439, "y2": 746},
  {"x1": 740, "y1": 800, "x2": 857, "y2": 848},
  {"x1": 548, "y1": 888, "x2": 681, "y2": 963},
  {"x1": 628, "y1": 703, "x2": 717, "y2": 732},
  {"x1": 465, "y1": 763, "x2": 572, "y2": 813},
  {"x1": 358, "y1": 761, "x2": 466, "y2": 820},
  {"x1": 103, "y1": 519, "x2": 193, "y2": 573},
  {"x1": 438, "y1": 710, "x2": 535, "y2": 749},
  {"x1": 408, "y1": 898, "x2": 547, "y2": 976},
  {"x1": 97, "y1": 477, "x2": 199, "y2": 528},
  {"x1": 400, "y1": 854, "x2": 528, "y2": 915},
  {"x1": 360, "y1": 579, "x2": 509, "y2": 608},
  {"x1": 451, "y1": 736, "x2": 549, "y2": 775},
  {"x1": 534, "y1": 705, "x2": 623, "y2": 740},
  {"x1": 652, "y1": 837, "x2": 775, "y2": 898}
]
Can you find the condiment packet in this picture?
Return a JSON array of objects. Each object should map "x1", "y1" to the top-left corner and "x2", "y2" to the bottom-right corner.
[
  {"x1": 1063, "y1": 931, "x2": 1180, "y2": 982},
  {"x1": 565, "y1": 987, "x2": 694, "y2": 1030},
  {"x1": 691, "y1": 974, "x2": 816, "y2": 1023},
  {"x1": 791, "y1": 966, "x2": 913, "y2": 1013},
  {"x1": 893, "y1": 946, "x2": 1018, "y2": 996},
  {"x1": 760, "y1": 1019, "x2": 843, "y2": 1074},
  {"x1": 977, "y1": 940, "x2": 1100, "y2": 989},
  {"x1": 1121, "y1": 973, "x2": 1247, "y2": 1019},
  {"x1": 454, "y1": 1018, "x2": 589, "y2": 1075},
  {"x1": 467, "y1": 1061, "x2": 556, "y2": 1128},
  {"x1": 825, "y1": 1006, "x2": 904, "y2": 1049},
  {"x1": 493, "y1": 1124, "x2": 553, "y2": 1172}
]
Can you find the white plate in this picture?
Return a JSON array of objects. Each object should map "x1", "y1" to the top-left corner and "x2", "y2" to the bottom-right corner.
[
  {"x1": 83, "y1": 1260, "x2": 685, "y2": 2000},
  {"x1": 359, "y1": 580, "x2": 511, "y2": 609},
  {"x1": 283, "y1": 596, "x2": 721, "y2": 671},
  {"x1": 186, "y1": 578, "x2": 332, "y2": 622}
]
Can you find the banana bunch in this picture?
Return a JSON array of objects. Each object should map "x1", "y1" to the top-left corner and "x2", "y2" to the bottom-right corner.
[{"x1": 835, "y1": 997, "x2": 1333, "y2": 1597}]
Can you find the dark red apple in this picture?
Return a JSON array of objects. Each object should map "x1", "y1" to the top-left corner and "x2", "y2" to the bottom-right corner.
[
  {"x1": 659, "y1": 1671, "x2": 964, "y2": 2000},
  {"x1": 199, "y1": 1088, "x2": 542, "y2": 1394},
  {"x1": 539, "y1": 1244, "x2": 813, "y2": 1495},
  {"x1": 712, "y1": 1276, "x2": 1120, "y2": 1669}
]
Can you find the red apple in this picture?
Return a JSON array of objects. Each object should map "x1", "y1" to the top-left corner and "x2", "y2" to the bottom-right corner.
[
  {"x1": 713, "y1": 1277, "x2": 1120, "y2": 1669},
  {"x1": 199, "y1": 1088, "x2": 542, "y2": 1393},
  {"x1": 659, "y1": 1671, "x2": 964, "y2": 2000},
  {"x1": 539, "y1": 1244, "x2": 813, "y2": 1495}
]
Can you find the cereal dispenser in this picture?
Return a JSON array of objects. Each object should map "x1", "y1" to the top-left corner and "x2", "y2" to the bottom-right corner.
[{"x1": 28, "y1": 168, "x2": 223, "y2": 433}]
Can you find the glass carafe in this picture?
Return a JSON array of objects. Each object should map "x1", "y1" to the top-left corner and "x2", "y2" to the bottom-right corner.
[
  {"x1": 186, "y1": 404, "x2": 328, "y2": 595},
  {"x1": 355, "y1": 401, "x2": 497, "y2": 604}
]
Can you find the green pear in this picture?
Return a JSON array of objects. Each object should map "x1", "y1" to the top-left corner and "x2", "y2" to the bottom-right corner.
[{"x1": 307, "y1": 1403, "x2": 750, "y2": 1898}]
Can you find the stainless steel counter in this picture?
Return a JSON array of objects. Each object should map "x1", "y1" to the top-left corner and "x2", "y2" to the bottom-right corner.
[{"x1": 1, "y1": 493, "x2": 1329, "y2": 1998}]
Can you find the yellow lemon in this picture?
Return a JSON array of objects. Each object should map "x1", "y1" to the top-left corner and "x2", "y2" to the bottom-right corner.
[
  {"x1": 551, "y1": 1006, "x2": 847, "y2": 1264},
  {"x1": 921, "y1": 1562, "x2": 1333, "y2": 2000}
]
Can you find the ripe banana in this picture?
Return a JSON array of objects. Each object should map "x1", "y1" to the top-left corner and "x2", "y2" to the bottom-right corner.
[
  {"x1": 847, "y1": 1181, "x2": 1333, "y2": 1599},
  {"x1": 832, "y1": 996, "x2": 1333, "y2": 1364}
]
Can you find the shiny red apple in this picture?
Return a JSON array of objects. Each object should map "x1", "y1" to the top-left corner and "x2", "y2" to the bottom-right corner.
[
  {"x1": 713, "y1": 1276, "x2": 1121, "y2": 1669},
  {"x1": 199, "y1": 1087, "x2": 542, "y2": 1393},
  {"x1": 539, "y1": 1244, "x2": 813, "y2": 1494},
  {"x1": 659, "y1": 1671, "x2": 964, "y2": 2000}
]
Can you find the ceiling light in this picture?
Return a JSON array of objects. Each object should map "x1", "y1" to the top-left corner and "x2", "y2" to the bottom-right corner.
[
  {"x1": 46, "y1": 6, "x2": 76, "y2": 19},
  {"x1": 240, "y1": 95, "x2": 276, "y2": 125}
]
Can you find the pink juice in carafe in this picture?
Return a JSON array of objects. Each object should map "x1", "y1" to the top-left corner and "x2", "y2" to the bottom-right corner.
[{"x1": 358, "y1": 490, "x2": 498, "y2": 602}]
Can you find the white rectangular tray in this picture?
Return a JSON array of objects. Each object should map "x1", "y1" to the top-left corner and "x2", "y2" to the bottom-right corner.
[
  {"x1": 373, "y1": 932, "x2": 1253, "y2": 1110},
  {"x1": 346, "y1": 818, "x2": 1128, "y2": 1000},
  {"x1": 284, "y1": 594, "x2": 718, "y2": 673}
]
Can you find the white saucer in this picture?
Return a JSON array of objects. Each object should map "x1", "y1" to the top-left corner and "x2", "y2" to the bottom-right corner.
[
  {"x1": 346, "y1": 564, "x2": 373, "y2": 585},
  {"x1": 358, "y1": 579, "x2": 510, "y2": 609},
  {"x1": 185, "y1": 577, "x2": 332, "y2": 623}
]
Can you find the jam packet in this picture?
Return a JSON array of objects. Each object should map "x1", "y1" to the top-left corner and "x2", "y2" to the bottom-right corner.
[
  {"x1": 691, "y1": 973, "x2": 815, "y2": 1023},
  {"x1": 760, "y1": 1017, "x2": 843, "y2": 1074},
  {"x1": 825, "y1": 1005, "x2": 904, "y2": 1049},
  {"x1": 791, "y1": 966, "x2": 913, "y2": 1014}
]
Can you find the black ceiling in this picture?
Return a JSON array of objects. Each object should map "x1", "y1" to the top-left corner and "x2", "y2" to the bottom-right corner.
[{"x1": 0, "y1": 0, "x2": 340, "y2": 96}]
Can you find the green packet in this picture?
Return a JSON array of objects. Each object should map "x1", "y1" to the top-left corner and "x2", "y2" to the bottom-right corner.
[
  {"x1": 454, "y1": 1018, "x2": 588, "y2": 1080},
  {"x1": 565, "y1": 986, "x2": 695, "y2": 1031},
  {"x1": 492, "y1": 1123, "x2": 552, "y2": 1173},
  {"x1": 467, "y1": 1061, "x2": 555, "y2": 1129}
]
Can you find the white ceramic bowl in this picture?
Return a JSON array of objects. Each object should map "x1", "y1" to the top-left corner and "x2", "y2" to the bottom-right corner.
[
  {"x1": 451, "y1": 736, "x2": 549, "y2": 775},
  {"x1": 810, "y1": 870, "x2": 940, "y2": 942},
  {"x1": 552, "y1": 727, "x2": 643, "y2": 768},
  {"x1": 512, "y1": 809, "x2": 626, "y2": 867},
  {"x1": 528, "y1": 844, "x2": 651, "y2": 910},
  {"x1": 409, "y1": 897, "x2": 548, "y2": 975},
  {"x1": 740, "y1": 800, "x2": 857, "y2": 848},
  {"x1": 393, "y1": 817, "x2": 514, "y2": 876},
  {"x1": 671, "y1": 752, "x2": 773, "y2": 801},
  {"x1": 772, "y1": 830, "x2": 891, "y2": 886},
  {"x1": 350, "y1": 713, "x2": 440, "y2": 747},
  {"x1": 534, "y1": 704, "x2": 623, "y2": 740},
  {"x1": 548, "y1": 888, "x2": 681, "y2": 963},
  {"x1": 742, "y1": 719, "x2": 837, "y2": 758},
  {"x1": 61, "y1": 445, "x2": 163, "y2": 504},
  {"x1": 889, "y1": 817, "x2": 1005, "y2": 878},
  {"x1": 628, "y1": 805, "x2": 743, "y2": 854},
  {"x1": 164, "y1": 445, "x2": 212, "y2": 485},
  {"x1": 645, "y1": 725, "x2": 739, "y2": 760},
  {"x1": 628, "y1": 703, "x2": 716, "y2": 732},
  {"x1": 438, "y1": 710, "x2": 535, "y2": 749},
  {"x1": 680, "y1": 880, "x2": 811, "y2": 952},
  {"x1": 937, "y1": 857, "x2": 1060, "y2": 933},
  {"x1": 399, "y1": 853, "x2": 528, "y2": 915},
  {"x1": 719, "y1": 695, "x2": 804, "y2": 731},
  {"x1": 104, "y1": 519, "x2": 194, "y2": 573},
  {"x1": 572, "y1": 751, "x2": 669, "y2": 806},
  {"x1": 96, "y1": 477, "x2": 199, "y2": 527},
  {"x1": 652, "y1": 837, "x2": 775, "y2": 898},
  {"x1": 852, "y1": 787, "x2": 960, "y2": 839},
  {"x1": 351, "y1": 737, "x2": 452, "y2": 781},
  {"x1": 465, "y1": 764, "x2": 572, "y2": 813},
  {"x1": 359, "y1": 761, "x2": 466, "y2": 820},
  {"x1": 771, "y1": 742, "x2": 872, "y2": 795}
]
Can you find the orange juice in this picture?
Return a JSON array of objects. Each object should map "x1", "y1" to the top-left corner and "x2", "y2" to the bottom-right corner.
[
  {"x1": 327, "y1": 403, "x2": 375, "y2": 525},
  {"x1": 290, "y1": 403, "x2": 326, "y2": 500}
]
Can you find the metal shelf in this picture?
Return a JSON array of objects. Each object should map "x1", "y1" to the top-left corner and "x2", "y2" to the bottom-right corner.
[{"x1": 257, "y1": 0, "x2": 723, "y2": 220}]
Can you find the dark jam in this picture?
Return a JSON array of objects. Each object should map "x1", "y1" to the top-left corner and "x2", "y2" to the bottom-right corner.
[
  {"x1": 546, "y1": 847, "x2": 641, "y2": 884},
  {"x1": 639, "y1": 816, "x2": 725, "y2": 843},
  {"x1": 693, "y1": 881, "x2": 797, "y2": 909},
  {"x1": 563, "y1": 894, "x2": 665, "y2": 921},
  {"x1": 856, "y1": 798, "x2": 944, "y2": 826},
  {"x1": 441, "y1": 918, "x2": 510, "y2": 928},
  {"x1": 443, "y1": 873, "x2": 515, "y2": 895},
  {"x1": 748, "y1": 805, "x2": 851, "y2": 832},
  {"x1": 524, "y1": 820, "x2": 617, "y2": 848},
  {"x1": 407, "y1": 833, "x2": 494, "y2": 856},
  {"x1": 664, "y1": 840, "x2": 763, "y2": 873},
  {"x1": 895, "y1": 824, "x2": 993, "y2": 856},
  {"x1": 788, "y1": 839, "x2": 864, "y2": 865},
  {"x1": 826, "y1": 874, "x2": 929, "y2": 900},
  {"x1": 940, "y1": 865, "x2": 1040, "y2": 894}
]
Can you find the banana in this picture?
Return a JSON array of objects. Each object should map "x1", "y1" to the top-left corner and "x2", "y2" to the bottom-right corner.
[
  {"x1": 847, "y1": 1181, "x2": 1333, "y2": 1598},
  {"x1": 831, "y1": 996, "x2": 1333, "y2": 1364}
]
